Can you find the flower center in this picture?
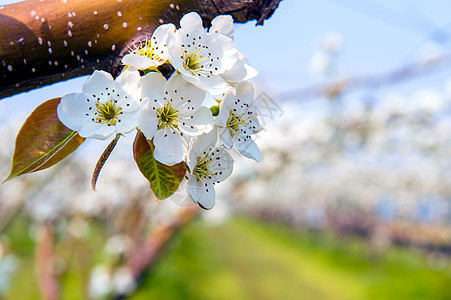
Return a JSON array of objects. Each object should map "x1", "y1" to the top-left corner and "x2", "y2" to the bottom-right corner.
[
  {"x1": 182, "y1": 47, "x2": 206, "y2": 74},
  {"x1": 194, "y1": 156, "x2": 212, "y2": 180},
  {"x1": 156, "y1": 103, "x2": 179, "y2": 129},
  {"x1": 131, "y1": 39, "x2": 165, "y2": 64},
  {"x1": 227, "y1": 111, "x2": 249, "y2": 136},
  {"x1": 95, "y1": 99, "x2": 122, "y2": 126},
  {"x1": 135, "y1": 41, "x2": 155, "y2": 58}
]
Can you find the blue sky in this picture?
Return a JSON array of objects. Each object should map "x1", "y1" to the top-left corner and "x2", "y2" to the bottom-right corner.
[
  {"x1": 234, "y1": 0, "x2": 451, "y2": 94},
  {"x1": 1, "y1": 0, "x2": 451, "y2": 116}
]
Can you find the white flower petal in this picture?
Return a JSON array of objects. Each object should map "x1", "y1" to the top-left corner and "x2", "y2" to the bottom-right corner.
[
  {"x1": 57, "y1": 93, "x2": 92, "y2": 131},
  {"x1": 190, "y1": 130, "x2": 218, "y2": 157},
  {"x1": 216, "y1": 89, "x2": 236, "y2": 127},
  {"x1": 221, "y1": 56, "x2": 247, "y2": 83},
  {"x1": 236, "y1": 138, "x2": 263, "y2": 162},
  {"x1": 222, "y1": 53, "x2": 258, "y2": 84},
  {"x1": 207, "y1": 148, "x2": 234, "y2": 182},
  {"x1": 153, "y1": 128, "x2": 187, "y2": 165},
  {"x1": 137, "y1": 98, "x2": 158, "y2": 140},
  {"x1": 210, "y1": 15, "x2": 234, "y2": 39},
  {"x1": 122, "y1": 54, "x2": 158, "y2": 70},
  {"x1": 82, "y1": 70, "x2": 114, "y2": 95},
  {"x1": 115, "y1": 93, "x2": 139, "y2": 113},
  {"x1": 210, "y1": 34, "x2": 238, "y2": 71},
  {"x1": 153, "y1": 23, "x2": 176, "y2": 42},
  {"x1": 179, "y1": 106, "x2": 214, "y2": 136},
  {"x1": 187, "y1": 147, "x2": 198, "y2": 174},
  {"x1": 180, "y1": 12, "x2": 203, "y2": 34},
  {"x1": 166, "y1": 74, "x2": 205, "y2": 110},
  {"x1": 218, "y1": 127, "x2": 233, "y2": 149},
  {"x1": 249, "y1": 113, "x2": 262, "y2": 133},
  {"x1": 167, "y1": 178, "x2": 193, "y2": 207},
  {"x1": 187, "y1": 177, "x2": 215, "y2": 210},
  {"x1": 79, "y1": 122, "x2": 115, "y2": 140},
  {"x1": 115, "y1": 110, "x2": 138, "y2": 134},
  {"x1": 167, "y1": 35, "x2": 185, "y2": 68},
  {"x1": 115, "y1": 68, "x2": 141, "y2": 106},
  {"x1": 116, "y1": 67, "x2": 142, "y2": 94},
  {"x1": 193, "y1": 72, "x2": 231, "y2": 95},
  {"x1": 237, "y1": 52, "x2": 258, "y2": 81},
  {"x1": 140, "y1": 72, "x2": 166, "y2": 100},
  {"x1": 242, "y1": 62, "x2": 258, "y2": 82},
  {"x1": 151, "y1": 23, "x2": 176, "y2": 62},
  {"x1": 235, "y1": 81, "x2": 254, "y2": 105}
]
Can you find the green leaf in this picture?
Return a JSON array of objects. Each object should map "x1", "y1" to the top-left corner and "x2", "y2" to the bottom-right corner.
[
  {"x1": 133, "y1": 131, "x2": 186, "y2": 201},
  {"x1": 4, "y1": 97, "x2": 85, "y2": 182}
]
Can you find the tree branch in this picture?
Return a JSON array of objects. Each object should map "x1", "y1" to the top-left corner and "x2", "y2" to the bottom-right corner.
[
  {"x1": 0, "y1": 0, "x2": 281, "y2": 100},
  {"x1": 126, "y1": 206, "x2": 198, "y2": 280}
]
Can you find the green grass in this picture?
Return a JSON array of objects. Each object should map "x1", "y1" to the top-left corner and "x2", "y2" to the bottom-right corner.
[
  {"x1": 3, "y1": 216, "x2": 451, "y2": 299},
  {"x1": 131, "y1": 217, "x2": 451, "y2": 300}
]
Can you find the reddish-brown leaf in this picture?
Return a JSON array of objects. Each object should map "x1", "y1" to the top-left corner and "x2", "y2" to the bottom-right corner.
[
  {"x1": 133, "y1": 131, "x2": 186, "y2": 200},
  {"x1": 4, "y1": 98, "x2": 85, "y2": 182}
]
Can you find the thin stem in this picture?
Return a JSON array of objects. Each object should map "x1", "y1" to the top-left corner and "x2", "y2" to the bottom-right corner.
[{"x1": 91, "y1": 134, "x2": 121, "y2": 191}]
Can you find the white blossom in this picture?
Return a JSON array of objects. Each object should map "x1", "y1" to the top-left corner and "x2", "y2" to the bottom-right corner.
[
  {"x1": 186, "y1": 131, "x2": 233, "y2": 210},
  {"x1": 122, "y1": 24, "x2": 176, "y2": 70},
  {"x1": 221, "y1": 52, "x2": 258, "y2": 85},
  {"x1": 138, "y1": 72, "x2": 213, "y2": 165},
  {"x1": 209, "y1": 15, "x2": 258, "y2": 85},
  {"x1": 216, "y1": 82, "x2": 262, "y2": 162},
  {"x1": 209, "y1": 15, "x2": 234, "y2": 40},
  {"x1": 167, "y1": 12, "x2": 239, "y2": 95},
  {"x1": 57, "y1": 69, "x2": 141, "y2": 140}
]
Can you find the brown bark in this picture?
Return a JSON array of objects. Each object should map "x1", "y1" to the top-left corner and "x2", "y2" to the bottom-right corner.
[{"x1": 0, "y1": 0, "x2": 281, "y2": 100}]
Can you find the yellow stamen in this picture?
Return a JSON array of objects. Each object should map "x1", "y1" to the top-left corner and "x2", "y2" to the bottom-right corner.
[
  {"x1": 95, "y1": 99, "x2": 122, "y2": 126},
  {"x1": 156, "y1": 103, "x2": 180, "y2": 129},
  {"x1": 182, "y1": 47, "x2": 207, "y2": 74},
  {"x1": 227, "y1": 111, "x2": 250, "y2": 136}
]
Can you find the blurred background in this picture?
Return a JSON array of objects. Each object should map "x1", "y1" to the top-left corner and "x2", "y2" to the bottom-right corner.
[{"x1": 1, "y1": 0, "x2": 451, "y2": 299}]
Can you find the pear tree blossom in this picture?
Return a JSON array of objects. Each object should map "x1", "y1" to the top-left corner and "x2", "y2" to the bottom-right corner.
[
  {"x1": 7, "y1": 11, "x2": 264, "y2": 211},
  {"x1": 122, "y1": 24, "x2": 176, "y2": 70},
  {"x1": 0, "y1": 8, "x2": 270, "y2": 299},
  {"x1": 209, "y1": 15, "x2": 258, "y2": 85},
  {"x1": 216, "y1": 82, "x2": 262, "y2": 162},
  {"x1": 138, "y1": 72, "x2": 214, "y2": 165},
  {"x1": 167, "y1": 12, "x2": 239, "y2": 95},
  {"x1": 186, "y1": 130, "x2": 234, "y2": 210},
  {"x1": 57, "y1": 69, "x2": 141, "y2": 140}
]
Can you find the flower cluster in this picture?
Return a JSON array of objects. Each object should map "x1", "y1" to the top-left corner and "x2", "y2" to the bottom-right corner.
[{"x1": 56, "y1": 12, "x2": 263, "y2": 209}]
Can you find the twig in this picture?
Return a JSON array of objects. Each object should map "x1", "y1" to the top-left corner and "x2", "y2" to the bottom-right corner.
[{"x1": 91, "y1": 134, "x2": 121, "y2": 191}]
